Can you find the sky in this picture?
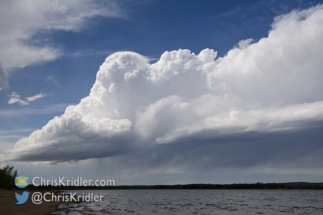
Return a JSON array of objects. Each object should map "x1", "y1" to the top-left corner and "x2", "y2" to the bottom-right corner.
[{"x1": 0, "y1": 0, "x2": 323, "y2": 185}]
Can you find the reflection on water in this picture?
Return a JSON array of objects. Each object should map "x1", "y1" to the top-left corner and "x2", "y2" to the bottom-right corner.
[{"x1": 53, "y1": 189, "x2": 323, "y2": 215}]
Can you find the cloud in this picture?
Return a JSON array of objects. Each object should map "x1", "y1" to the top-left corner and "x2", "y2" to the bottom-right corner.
[
  {"x1": 26, "y1": 93, "x2": 46, "y2": 102},
  {"x1": 3, "y1": 5, "x2": 323, "y2": 167},
  {"x1": 0, "y1": 0, "x2": 124, "y2": 86},
  {"x1": 206, "y1": 6, "x2": 323, "y2": 104},
  {"x1": 0, "y1": 129, "x2": 36, "y2": 146},
  {"x1": 0, "y1": 103, "x2": 70, "y2": 116},
  {"x1": 8, "y1": 92, "x2": 29, "y2": 106},
  {"x1": 46, "y1": 76, "x2": 60, "y2": 88},
  {"x1": 68, "y1": 49, "x2": 114, "y2": 58},
  {"x1": 8, "y1": 92, "x2": 46, "y2": 105},
  {"x1": 0, "y1": 62, "x2": 8, "y2": 89}
]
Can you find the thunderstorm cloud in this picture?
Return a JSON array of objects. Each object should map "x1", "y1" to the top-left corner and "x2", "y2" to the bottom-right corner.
[{"x1": 3, "y1": 6, "x2": 323, "y2": 169}]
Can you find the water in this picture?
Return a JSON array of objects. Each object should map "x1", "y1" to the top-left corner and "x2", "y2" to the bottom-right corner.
[{"x1": 53, "y1": 190, "x2": 323, "y2": 215}]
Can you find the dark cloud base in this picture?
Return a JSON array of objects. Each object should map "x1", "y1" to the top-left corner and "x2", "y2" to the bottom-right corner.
[{"x1": 73, "y1": 126, "x2": 323, "y2": 174}]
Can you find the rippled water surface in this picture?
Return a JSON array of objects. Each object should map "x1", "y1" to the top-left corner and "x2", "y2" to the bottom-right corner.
[{"x1": 54, "y1": 190, "x2": 323, "y2": 215}]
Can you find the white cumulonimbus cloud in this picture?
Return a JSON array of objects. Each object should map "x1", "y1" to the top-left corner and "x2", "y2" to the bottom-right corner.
[{"x1": 3, "y1": 5, "x2": 323, "y2": 163}]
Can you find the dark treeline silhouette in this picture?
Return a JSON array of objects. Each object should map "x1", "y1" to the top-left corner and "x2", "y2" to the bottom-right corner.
[
  {"x1": 0, "y1": 165, "x2": 17, "y2": 189},
  {"x1": 1, "y1": 165, "x2": 322, "y2": 190},
  {"x1": 26, "y1": 182, "x2": 323, "y2": 190}
]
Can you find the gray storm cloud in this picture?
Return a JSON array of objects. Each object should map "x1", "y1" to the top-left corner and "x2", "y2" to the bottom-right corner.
[{"x1": 3, "y1": 5, "x2": 323, "y2": 163}]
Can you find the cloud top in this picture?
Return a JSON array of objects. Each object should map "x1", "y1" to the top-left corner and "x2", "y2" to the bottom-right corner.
[{"x1": 3, "y1": 5, "x2": 323, "y2": 163}]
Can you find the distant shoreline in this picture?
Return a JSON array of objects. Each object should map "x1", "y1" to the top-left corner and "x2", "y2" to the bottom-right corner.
[{"x1": 25, "y1": 182, "x2": 323, "y2": 190}]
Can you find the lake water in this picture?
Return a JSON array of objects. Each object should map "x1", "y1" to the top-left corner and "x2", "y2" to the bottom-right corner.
[{"x1": 53, "y1": 190, "x2": 323, "y2": 215}]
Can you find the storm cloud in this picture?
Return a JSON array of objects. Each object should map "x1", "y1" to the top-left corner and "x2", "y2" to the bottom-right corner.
[{"x1": 3, "y1": 5, "x2": 323, "y2": 172}]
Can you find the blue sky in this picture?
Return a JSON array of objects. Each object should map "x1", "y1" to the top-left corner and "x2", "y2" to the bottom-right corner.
[{"x1": 1, "y1": 0, "x2": 323, "y2": 184}]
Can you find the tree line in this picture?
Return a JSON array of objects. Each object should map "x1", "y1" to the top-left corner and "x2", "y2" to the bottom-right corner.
[
  {"x1": 0, "y1": 165, "x2": 17, "y2": 189},
  {"x1": 1, "y1": 165, "x2": 322, "y2": 190}
]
